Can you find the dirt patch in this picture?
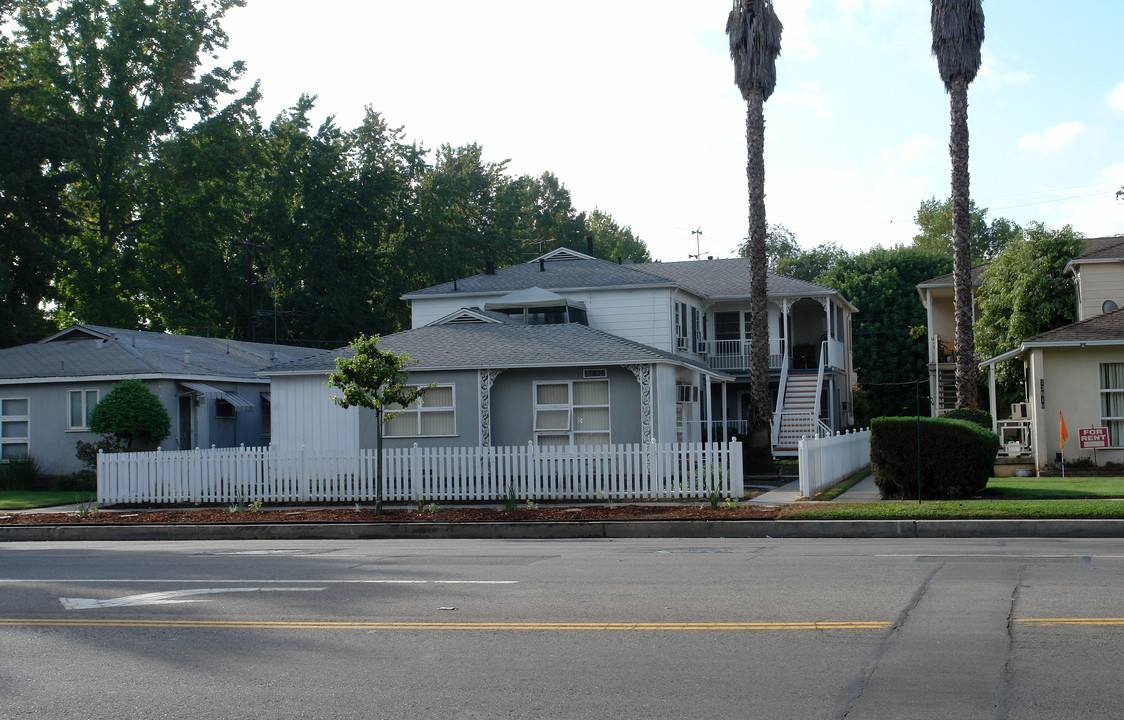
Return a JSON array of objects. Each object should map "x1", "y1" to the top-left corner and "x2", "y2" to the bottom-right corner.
[{"x1": 0, "y1": 503, "x2": 780, "y2": 525}]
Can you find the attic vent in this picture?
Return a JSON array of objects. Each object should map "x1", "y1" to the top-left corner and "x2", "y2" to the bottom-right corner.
[
  {"x1": 583, "y1": 368, "x2": 607, "y2": 379},
  {"x1": 444, "y1": 315, "x2": 488, "y2": 324}
]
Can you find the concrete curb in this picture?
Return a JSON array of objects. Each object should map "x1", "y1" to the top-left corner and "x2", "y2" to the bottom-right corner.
[{"x1": 4, "y1": 518, "x2": 1124, "y2": 541}]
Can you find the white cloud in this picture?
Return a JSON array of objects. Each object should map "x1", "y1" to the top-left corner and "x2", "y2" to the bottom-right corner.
[
  {"x1": 772, "y1": 83, "x2": 831, "y2": 119},
  {"x1": 881, "y1": 134, "x2": 944, "y2": 175},
  {"x1": 976, "y1": 48, "x2": 1032, "y2": 89},
  {"x1": 1109, "y1": 82, "x2": 1124, "y2": 113},
  {"x1": 1018, "y1": 122, "x2": 1088, "y2": 152}
]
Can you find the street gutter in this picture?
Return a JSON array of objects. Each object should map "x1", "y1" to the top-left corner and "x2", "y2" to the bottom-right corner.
[{"x1": 4, "y1": 518, "x2": 1124, "y2": 541}]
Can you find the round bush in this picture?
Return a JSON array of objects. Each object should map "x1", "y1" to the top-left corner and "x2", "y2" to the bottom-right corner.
[{"x1": 89, "y1": 380, "x2": 171, "y2": 449}]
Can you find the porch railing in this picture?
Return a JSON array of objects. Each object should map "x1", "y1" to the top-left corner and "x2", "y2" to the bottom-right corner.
[{"x1": 708, "y1": 339, "x2": 783, "y2": 371}]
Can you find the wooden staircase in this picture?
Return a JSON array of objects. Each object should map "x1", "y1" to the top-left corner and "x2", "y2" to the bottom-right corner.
[{"x1": 772, "y1": 373, "x2": 820, "y2": 456}]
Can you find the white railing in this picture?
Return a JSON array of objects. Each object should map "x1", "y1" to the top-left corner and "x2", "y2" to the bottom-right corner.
[
  {"x1": 97, "y1": 440, "x2": 745, "y2": 505},
  {"x1": 708, "y1": 340, "x2": 783, "y2": 371},
  {"x1": 826, "y1": 338, "x2": 846, "y2": 369},
  {"x1": 797, "y1": 428, "x2": 871, "y2": 498},
  {"x1": 996, "y1": 419, "x2": 1032, "y2": 457}
]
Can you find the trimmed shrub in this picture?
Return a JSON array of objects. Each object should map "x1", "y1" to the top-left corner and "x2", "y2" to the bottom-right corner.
[
  {"x1": 89, "y1": 380, "x2": 170, "y2": 449},
  {"x1": 871, "y1": 416, "x2": 1000, "y2": 500},
  {"x1": 938, "y1": 407, "x2": 993, "y2": 430},
  {"x1": 0, "y1": 455, "x2": 43, "y2": 491}
]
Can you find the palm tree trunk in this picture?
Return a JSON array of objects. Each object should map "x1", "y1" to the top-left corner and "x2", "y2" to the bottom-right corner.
[
  {"x1": 949, "y1": 75, "x2": 978, "y2": 408},
  {"x1": 745, "y1": 89, "x2": 773, "y2": 464}
]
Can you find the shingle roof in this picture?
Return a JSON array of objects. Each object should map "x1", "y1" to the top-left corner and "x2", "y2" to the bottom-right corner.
[
  {"x1": 1068, "y1": 235, "x2": 1124, "y2": 263},
  {"x1": 1022, "y1": 307, "x2": 1124, "y2": 345},
  {"x1": 401, "y1": 257, "x2": 670, "y2": 298},
  {"x1": 916, "y1": 263, "x2": 989, "y2": 288},
  {"x1": 0, "y1": 325, "x2": 326, "y2": 381},
  {"x1": 630, "y1": 257, "x2": 845, "y2": 300},
  {"x1": 264, "y1": 322, "x2": 727, "y2": 378},
  {"x1": 402, "y1": 252, "x2": 852, "y2": 307}
]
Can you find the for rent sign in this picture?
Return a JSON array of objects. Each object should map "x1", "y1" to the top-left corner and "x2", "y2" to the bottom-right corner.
[{"x1": 1079, "y1": 428, "x2": 1109, "y2": 449}]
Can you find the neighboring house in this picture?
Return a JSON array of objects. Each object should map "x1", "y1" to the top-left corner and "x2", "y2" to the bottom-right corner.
[
  {"x1": 266, "y1": 246, "x2": 858, "y2": 457},
  {"x1": 918, "y1": 235, "x2": 1124, "y2": 418},
  {"x1": 916, "y1": 264, "x2": 987, "y2": 415},
  {"x1": 979, "y1": 309, "x2": 1124, "y2": 471},
  {"x1": 1065, "y1": 236, "x2": 1124, "y2": 321},
  {"x1": 0, "y1": 325, "x2": 324, "y2": 477}
]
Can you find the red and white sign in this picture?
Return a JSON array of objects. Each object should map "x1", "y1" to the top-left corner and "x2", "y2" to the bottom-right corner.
[{"x1": 1079, "y1": 427, "x2": 1109, "y2": 449}]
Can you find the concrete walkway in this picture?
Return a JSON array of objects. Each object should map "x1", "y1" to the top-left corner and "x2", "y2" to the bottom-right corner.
[{"x1": 747, "y1": 474, "x2": 880, "y2": 505}]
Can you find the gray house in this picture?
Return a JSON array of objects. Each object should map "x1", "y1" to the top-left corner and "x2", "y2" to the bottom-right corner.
[
  {"x1": 263, "y1": 309, "x2": 734, "y2": 456},
  {"x1": 0, "y1": 325, "x2": 324, "y2": 477},
  {"x1": 263, "y1": 247, "x2": 857, "y2": 458}
]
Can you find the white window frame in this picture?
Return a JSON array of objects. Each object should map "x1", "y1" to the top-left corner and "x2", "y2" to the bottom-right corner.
[
  {"x1": 674, "y1": 302, "x2": 689, "y2": 350},
  {"x1": 67, "y1": 388, "x2": 99, "y2": 432},
  {"x1": 1, "y1": 397, "x2": 30, "y2": 461},
  {"x1": 1100, "y1": 362, "x2": 1124, "y2": 448},
  {"x1": 532, "y1": 379, "x2": 611, "y2": 446},
  {"x1": 384, "y1": 384, "x2": 457, "y2": 438}
]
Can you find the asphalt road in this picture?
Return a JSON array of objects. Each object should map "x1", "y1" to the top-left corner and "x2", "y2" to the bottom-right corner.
[{"x1": 2, "y1": 537, "x2": 1123, "y2": 719}]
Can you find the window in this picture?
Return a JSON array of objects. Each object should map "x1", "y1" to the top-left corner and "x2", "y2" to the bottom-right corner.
[
  {"x1": 1100, "y1": 363, "x2": 1124, "y2": 446},
  {"x1": 1, "y1": 398, "x2": 29, "y2": 460},
  {"x1": 215, "y1": 399, "x2": 235, "y2": 419},
  {"x1": 385, "y1": 385, "x2": 456, "y2": 437},
  {"x1": 260, "y1": 394, "x2": 271, "y2": 440},
  {"x1": 674, "y1": 302, "x2": 689, "y2": 349},
  {"x1": 533, "y1": 380, "x2": 610, "y2": 446},
  {"x1": 68, "y1": 388, "x2": 99, "y2": 431}
]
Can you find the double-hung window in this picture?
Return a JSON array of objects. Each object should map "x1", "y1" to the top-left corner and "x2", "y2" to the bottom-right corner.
[
  {"x1": 68, "y1": 389, "x2": 99, "y2": 431},
  {"x1": 533, "y1": 380, "x2": 610, "y2": 446},
  {"x1": 385, "y1": 385, "x2": 456, "y2": 438},
  {"x1": 1, "y1": 398, "x2": 29, "y2": 460},
  {"x1": 1100, "y1": 363, "x2": 1124, "y2": 447}
]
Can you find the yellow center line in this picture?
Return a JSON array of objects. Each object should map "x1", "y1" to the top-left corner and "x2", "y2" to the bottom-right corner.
[
  {"x1": 1018, "y1": 618, "x2": 1124, "y2": 627},
  {"x1": 0, "y1": 618, "x2": 892, "y2": 631}
]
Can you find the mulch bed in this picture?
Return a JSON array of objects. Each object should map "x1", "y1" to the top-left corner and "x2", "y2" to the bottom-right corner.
[{"x1": 0, "y1": 504, "x2": 780, "y2": 525}]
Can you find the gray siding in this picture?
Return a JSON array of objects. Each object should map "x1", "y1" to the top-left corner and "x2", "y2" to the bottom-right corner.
[{"x1": 490, "y1": 366, "x2": 642, "y2": 446}]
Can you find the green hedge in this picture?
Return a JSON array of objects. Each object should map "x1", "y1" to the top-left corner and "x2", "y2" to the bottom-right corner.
[
  {"x1": 871, "y1": 417, "x2": 1000, "y2": 500},
  {"x1": 938, "y1": 407, "x2": 993, "y2": 429}
]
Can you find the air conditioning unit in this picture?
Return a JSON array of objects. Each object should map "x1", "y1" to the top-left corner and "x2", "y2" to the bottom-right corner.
[
  {"x1": 675, "y1": 334, "x2": 689, "y2": 351},
  {"x1": 695, "y1": 340, "x2": 709, "y2": 354},
  {"x1": 1010, "y1": 402, "x2": 1028, "y2": 420}
]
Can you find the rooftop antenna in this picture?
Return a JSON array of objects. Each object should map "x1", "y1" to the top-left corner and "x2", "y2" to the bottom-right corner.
[{"x1": 688, "y1": 228, "x2": 709, "y2": 260}]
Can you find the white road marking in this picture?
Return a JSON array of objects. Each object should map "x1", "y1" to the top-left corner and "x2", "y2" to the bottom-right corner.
[{"x1": 59, "y1": 586, "x2": 325, "y2": 610}]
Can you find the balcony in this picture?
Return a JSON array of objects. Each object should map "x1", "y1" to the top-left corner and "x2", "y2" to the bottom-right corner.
[{"x1": 708, "y1": 340, "x2": 783, "y2": 372}]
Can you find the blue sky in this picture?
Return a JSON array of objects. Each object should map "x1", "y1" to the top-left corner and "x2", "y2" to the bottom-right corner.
[{"x1": 221, "y1": 0, "x2": 1123, "y2": 262}]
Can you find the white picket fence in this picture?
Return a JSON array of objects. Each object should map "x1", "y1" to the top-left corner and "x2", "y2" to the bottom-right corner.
[
  {"x1": 97, "y1": 440, "x2": 744, "y2": 505},
  {"x1": 797, "y1": 428, "x2": 871, "y2": 498}
]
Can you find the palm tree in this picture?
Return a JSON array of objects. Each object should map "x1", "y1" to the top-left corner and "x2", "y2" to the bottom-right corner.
[
  {"x1": 931, "y1": 0, "x2": 984, "y2": 409},
  {"x1": 726, "y1": 0, "x2": 782, "y2": 462}
]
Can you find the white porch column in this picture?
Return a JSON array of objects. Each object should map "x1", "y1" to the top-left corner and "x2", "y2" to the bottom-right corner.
[
  {"x1": 704, "y1": 374, "x2": 712, "y2": 442},
  {"x1": 721, "y1": 380, "x2": 729, "y2": 439},
  {"x1": 988, "y1": 364, "x2": 998, "y2": 433},
  {"x1": 479, "y1": 369, "x2": 504, "y2": 446}
]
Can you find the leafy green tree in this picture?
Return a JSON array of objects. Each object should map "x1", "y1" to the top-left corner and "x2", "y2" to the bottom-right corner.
[
  {"x1": 913, "y1": 196, "x2": 1021, "y2": 261},
  {"x1": 89, "y1": 379, "x2": 171, "y2": 449},
  {"x1": 328, "y1": 334, "x2": 428, "y2": 511},
  {"x1": 737, "y1": 223, "x2": 796, "y2": 270},
  {"x1": 727, "y1": 0, "x2": 783, "y2": 464},
  {"x1": 931, "y1": 0, "x2": 985, "y2": 409},
  {"x1": 0, "y1": 83, "x2": 74, "y2": 346},
  {"x1": 586, "y1": 208, "x2": 651, "y2": 264},
  {"x1": 778, "y1": 242, "x2": 850, "y2": 283},
  {"x1": 975, "y1": 223, "x2": 1085, "y2": 411},
  {"x1": 818, "y1": 245, "x2": 952, "y2": 418},
  {"x1": 11, "y1": 0, "x2": 246, "y2": 327}
]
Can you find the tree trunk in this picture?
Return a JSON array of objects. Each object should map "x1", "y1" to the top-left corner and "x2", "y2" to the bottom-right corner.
[
  {"x1": 949, "y1": 75, "x2": 978, "y2": 409},
  {"x1": 745, "y1": 89, "x2": 774, "y2": 470},
  {"x1": 375, "y1": 408, "x2": 384, "y2": 513}
]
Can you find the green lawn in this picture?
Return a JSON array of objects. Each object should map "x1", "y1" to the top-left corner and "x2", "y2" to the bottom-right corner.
[
  {"x1": 0, "y1": 491, "x2": 95, "y2": 511},
  {"x1": 982, "y1": 476, "x2": 1124, "y2": 499}
]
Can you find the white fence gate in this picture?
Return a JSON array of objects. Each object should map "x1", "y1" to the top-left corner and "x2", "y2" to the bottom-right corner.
[
  {"x1": 97, "y1": 440, "x2": 744, "y2": 505},
  {"x1": 797, "y1": 428, "x2": 871, "y2": 498}
]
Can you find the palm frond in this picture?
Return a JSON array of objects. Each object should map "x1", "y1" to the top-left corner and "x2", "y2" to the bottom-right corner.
[
  {"x1": 726, "y1": 0, "x2": 783, "y2": 101},
  {"x1": 930, "y1": 0, "x2": 984, "y2": 90}
]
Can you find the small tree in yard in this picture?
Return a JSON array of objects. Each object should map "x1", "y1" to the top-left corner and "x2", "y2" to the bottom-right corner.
[
  {"x1": 327, "y1": 334, "x2": 428, "y2": 512},
  {"x1": 89, "y1": 380, "x2": 171, "y2": 450}
]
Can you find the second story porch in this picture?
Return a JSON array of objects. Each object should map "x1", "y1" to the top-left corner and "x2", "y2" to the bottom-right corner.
[{"x1": 706, "y1": 296, "x2": 850, "y2": 374}]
